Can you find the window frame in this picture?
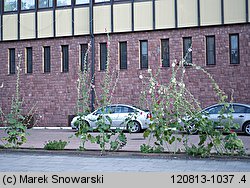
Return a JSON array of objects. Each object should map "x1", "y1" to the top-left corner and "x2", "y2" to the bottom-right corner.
[
  {"x1": 75, "y1": 0, "x2": 90, "y2": 5},
  {"x1": 26, "y1": 47, "x2": 33, "y2": 74},
  {"x1": 206, "y1": 35, "x2": 216, "y2": 66},
  {"x1": 183, "y1": 37, "x2": 192, "y2": 65},
  {"x1": 56, "y1": 0, "x2": 71, "y2": 7},
  {"x1": 80, "y1": 44, "x2": 88, "y2": 72},
  {"x1": 9, "y1": 48, "x2": 16, "y2": 74},
  {"x1": 4, "y1": 0, "x2": 18, "y2": 12},
  {"x1": 119, "y1": 41, "x2": 127, "y2": 70},
  {"x1": 229, "y1": 33, "x2": 240, "y2": 65},
  {"x1": 161, "y1": 39, "x2": 170, "y2": 67},
  {"x1": 38, "y1": 0, "x2": 53, "y2": 9},
  {"x1": 100, "y1": 42, "x2": 107, "y2": 71},
  {"x1": 21, "y1": 0, "x2": 36, "y2": 11},
  {"x1": 43, "y1": 46, "x2": 51, "y2": 73},
  {"x1": 140, "y1": 40, "x2": 148, "y2": 69},
  {"x1": 61, "y1": 45, "x2": 69, "y2": 73}
]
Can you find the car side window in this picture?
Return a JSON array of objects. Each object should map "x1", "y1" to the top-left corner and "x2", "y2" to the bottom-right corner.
[
  {"x1": 233, "y1": 105, "x2": 248, "y2": 113},
  {"x1": 115, "y1": 106, "x2": 122, "y2": 113},
  {"x1": 106, "y1": 106, "x2": 115, "y2": 114},
  {"x1": 246, "y1": 107, "x2": 250, "y2": 113},
  {"x1": 206, "y1": 105, "x2": 223, "y2": 114}
]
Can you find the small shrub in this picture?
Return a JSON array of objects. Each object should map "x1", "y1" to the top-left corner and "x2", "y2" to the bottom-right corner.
[
  {"x1": 140, "y1": 144, "x2": 164, "y2": 153},
  {"x1": 185, "y1": 144, "x2": 212, "y2": 158},
  {"x1": 44, "y1": 140, "x2": 68, "y2": 150}
]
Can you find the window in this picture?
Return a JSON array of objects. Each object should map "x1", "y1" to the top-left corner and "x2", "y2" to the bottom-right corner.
[
  {"x1": 205, "y1": 105, "x2": 223, "y2": 114},
  {"x1": 206, "y1": 36, "x2": 216, "y2": 65},
  {"x1": 39, "y1": 0, "x2": 53, "y2": 8},
  {"x1": 161, "y1": 39, "x2": 170, "y2": 67},
  {"x1": 43, "y1": 46, "x2": 50, "y2": 73},
  {"x1": 183, "y1": 37, "x2": 192, "y2": 64},
  {"x1": 57, "y1": 0, "x2": 71, "y2": 6},
  {"x1": 119, "y1": 42, "x2": 127, "y2": 70},
  {"x1": 232, "y1": 105, "x2": 250, "y2": 113},
  {"x1": 140, "y1": 40, "x2": 148, "y2": 69},
  {"x1": 100, "y1": 43, "x2": 107, "y2": 71},
  {"x1": 26, "y1": 47, "x2": 32, "y2": 74},
  {"x1": 4, "y1": 0, "x2": 17, "y2": 12},
  {"x1": 95, "y1": 0, "x2": 110, "y2": 3},
  {"x1": 80, "y1": 44, "x2": 88, "y2": 71},
  {"x1": 21, "y1": 0, "x2": 35, "y2": 10},
  {"x1": 76, "y1": 0, "x2": 89, "y2": 4},
  {"x1": 62, "y1": 45, "x2": 69, "y2": 72},
  {"x1": 9, "y1": 48, "x2": 15, "y2": 74},
  {"x1": 230, "y1": 34, "x2": 239, "y2": 64}
]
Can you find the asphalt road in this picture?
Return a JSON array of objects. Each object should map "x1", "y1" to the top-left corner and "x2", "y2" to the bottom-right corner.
[{"x1": 0, "y1": 151, "x2": 250, "y2": 172}]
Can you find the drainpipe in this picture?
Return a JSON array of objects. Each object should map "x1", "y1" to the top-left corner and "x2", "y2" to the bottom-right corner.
[{"x1": 90, "y1": 0, "x2": 95, "y2": 112}]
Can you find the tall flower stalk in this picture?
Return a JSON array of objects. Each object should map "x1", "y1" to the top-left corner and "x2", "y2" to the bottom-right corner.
[{"x1": 2, "y1": 53, "x2": 28, "y2": 147}]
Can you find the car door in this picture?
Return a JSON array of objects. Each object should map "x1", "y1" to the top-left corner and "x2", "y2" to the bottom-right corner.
[
  {"x1": 231, "y1": 104, "x2": 249, "y2": 129},
  {"x1": 87, "y1": 106, "x2": 114, "y2": 127},
  {"x1": 103, "y1": 106, "x2": 116, "y2": 127},
  {"x1": 114, "y1": 105, "x2": 133, "y2": 129},
  {"x1": 204, "y1": 105, "x2": 224, "y2": 128}
]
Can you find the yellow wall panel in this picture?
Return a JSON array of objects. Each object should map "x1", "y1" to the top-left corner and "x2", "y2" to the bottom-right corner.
[
  {"x1": 74, "y1": 7, "x2": 89, "y2": 35},
  {"x1": 155, "y1": 0, "x2": 175, "y2": 29},
  {"x1": 56, "y1": 9, "x2": 72, "y2": 37},
  {"x1": 20, "y1": 13, "x2": 35, "y2": 39},
  {"x1": 114, "y1": 3, "x2": 131, "y2": 32},
  {"x1": 3, "y1": 14, "x2": 18, "y2": 40},
  {"x1": 134, "y1": 1, "x2": 153, "y2": 31},
  {"x1": 224, "y1": 0, "x2": 246, "y2": 24},
  {"x1": 94, "y1": 5, "x2": 111, "y2": 34},
  {"x1": 177, "y1": 0, "x2": 198, "y2": 27},
  {"x1": 38, "y1": 11, "x2": 53, "y2": 38},
  {"x1": 200, "y1": 0, "x2": 221, "y2": 26}
]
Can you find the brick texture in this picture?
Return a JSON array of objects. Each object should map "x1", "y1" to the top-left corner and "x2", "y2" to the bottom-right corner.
[{"x1": 0, "y1": 24, "x2": 249, "y2": 127}]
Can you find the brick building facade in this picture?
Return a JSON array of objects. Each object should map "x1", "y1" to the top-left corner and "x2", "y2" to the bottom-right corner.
[{"x1": 0, "y1": 0, "x2": 249, "y2": 127}]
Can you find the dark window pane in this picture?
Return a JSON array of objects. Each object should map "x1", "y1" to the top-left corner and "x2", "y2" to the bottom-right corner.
[
  {"x1": 21, "y1": 0, "x2": 35, "y2": 10},
  {"x1": 183, "y1": 37, "x2": 192, "y2": 64},
  {"x1": 4, "y1": 0, "x2": 18, "y2": 12},
  {"x1": 119, "y1": 42, "x2": 127, "y2": 70},
  {"x1": 100, "y1": 43, "x2": 107, "y2": 71},
  {"x1": 206, "y1": 105, "x2": 223, "y2": 114},
  {"x1": 44, "y1": 46, "x2": 51, "y2": 73},
  {"x1": 39, "y1": 0, "x2": 53, "y2": 8},
  {"x1": 233, "y1": 105, "x2": 247, "y2": 113},
  {"x1": 206, "y1": 36, "x2": 216, "y2": 65},
  {"x1": 26, "y1": 47, "x2": 32, "y2": 73},
  {"x1": 140, "y1": 41, "x2": 148, "y2": 69},
  {"x1": 230, "y1": 34, "x2": 239, "y2": 64},
  {"x1": 80, "y1": 44, "x2": 88, "y2": 71},
  {"x1": 9, "y1": 48, "x2": 15, "y2": 74},
  {"x1": 161, "y1": 39, "x2": 170, "y2": 67},
  {"x1": 62, "y1": 45, "x2": 69, "y2": 72}
]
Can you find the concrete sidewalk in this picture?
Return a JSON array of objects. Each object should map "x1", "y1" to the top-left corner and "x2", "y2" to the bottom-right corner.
[{"x1": 0, "y1": 128, "x2": 250, "y2": 155}]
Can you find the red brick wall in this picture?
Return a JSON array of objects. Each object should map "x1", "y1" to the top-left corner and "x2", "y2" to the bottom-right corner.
[{"x1": 0, "y1": 24, "x2": 249, "y2": 127}]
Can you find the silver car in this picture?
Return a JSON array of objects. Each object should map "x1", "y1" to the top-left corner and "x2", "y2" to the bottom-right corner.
[
  {"x1": 71, "y1": 104, "x2": 152, "y2": 133},
  {"x1": 183, "y1": 103, "x2": 250, "y2": 135}
]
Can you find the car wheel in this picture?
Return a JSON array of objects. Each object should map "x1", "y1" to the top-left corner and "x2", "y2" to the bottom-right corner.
[
  {"x1": 186, "y1": 124, "x2": 198, "y2": 135},
  {"x1": 128, "y1": 121, "x2": 141, "y2": 133},
  {"x1": 243, "y1": 122, "x2": 250, "y2": 136}
]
